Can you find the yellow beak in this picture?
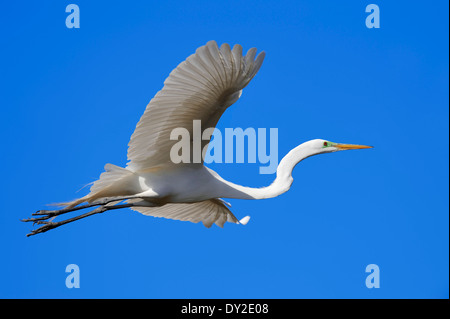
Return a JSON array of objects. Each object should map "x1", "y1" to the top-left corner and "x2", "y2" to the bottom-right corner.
[{"x1": 335, "y1": 143, "x2": 373, "y2": 150}]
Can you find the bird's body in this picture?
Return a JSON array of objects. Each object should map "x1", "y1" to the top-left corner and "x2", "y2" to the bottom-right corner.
[
  {"x1": 81, "y1": 164, "x2": 241, "y2": 205},
  {"x1": 23, "y1": 41, "x2": 372, "y2": 236}
]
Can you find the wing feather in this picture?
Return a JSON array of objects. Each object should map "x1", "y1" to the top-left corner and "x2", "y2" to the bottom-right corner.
[
  {"x1": 131, "y1": 198, "x2": 240, "y2": 228},
  {"x1": 127, "y1": 40, "x2": 265, "y2": 171}
]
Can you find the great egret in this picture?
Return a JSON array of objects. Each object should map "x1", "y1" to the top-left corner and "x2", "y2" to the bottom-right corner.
[{"x1": 23, "y1": 40, "x2": 372, "y2": 236}]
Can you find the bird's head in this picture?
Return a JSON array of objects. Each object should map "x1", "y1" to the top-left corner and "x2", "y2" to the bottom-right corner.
[
  {"x1": 305, "y1": 139, "x2": 373, "y2": 155},
  {"x1": 276, "y1": 139, "x2": 373, "y2": 185}
]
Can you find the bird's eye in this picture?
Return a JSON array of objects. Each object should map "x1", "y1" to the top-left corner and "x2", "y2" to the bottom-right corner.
[{"x1": 323, "y1": 142, "x2": 328, "y2": 147}]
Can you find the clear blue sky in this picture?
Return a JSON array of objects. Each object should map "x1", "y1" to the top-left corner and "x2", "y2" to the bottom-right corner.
[{"x1": 0, "y1": 0, "x2": 448, "y2": 298}]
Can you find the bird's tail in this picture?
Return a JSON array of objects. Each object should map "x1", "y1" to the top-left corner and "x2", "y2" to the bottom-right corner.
[
  {"x1": 51, "y1": 195, "x2": 90, "y2": 209},
  {"x1": 51, "y1": 164, "x2": 136, "y2": 209}
]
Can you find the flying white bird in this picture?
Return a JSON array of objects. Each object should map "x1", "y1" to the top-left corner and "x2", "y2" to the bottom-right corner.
[{"x1": 23, "y1": 40, "x2": 372, "y2": 236}]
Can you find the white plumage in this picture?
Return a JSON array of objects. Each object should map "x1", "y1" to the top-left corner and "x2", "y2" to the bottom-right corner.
[
  {"x1": 127, "y1": 41, "x2": 265, "y2": 170},
  {"x1": 23, "y1": 40, "x2": 372, "y2": 236}
]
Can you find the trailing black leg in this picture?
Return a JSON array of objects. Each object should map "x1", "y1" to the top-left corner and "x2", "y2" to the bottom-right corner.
[
  {"x1": 24, "y1": 203, "x2": 137, "y2": 237},
  {"x1": 23, "y1": 196, "x2": 142, "y2": 224}
]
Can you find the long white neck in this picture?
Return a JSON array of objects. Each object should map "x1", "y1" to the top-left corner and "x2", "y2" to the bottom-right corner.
[{"x1": 212, "y1": 142, "x2": 317, "y2": 200}]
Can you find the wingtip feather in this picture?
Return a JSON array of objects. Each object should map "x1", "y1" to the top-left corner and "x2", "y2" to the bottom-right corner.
[{"x1": 239, "y1": 216, "x2": 251, "y2": 225}]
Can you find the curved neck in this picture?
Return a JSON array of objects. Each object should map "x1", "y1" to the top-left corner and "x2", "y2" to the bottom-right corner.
[{"x1": 212, "y1": 143, "x2": 314, "y2": 200}]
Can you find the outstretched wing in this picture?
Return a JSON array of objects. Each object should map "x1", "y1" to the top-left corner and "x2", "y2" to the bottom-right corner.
[
  {"x1": 131, "y1": 198, "x2": 246, "y2": 228},
  {"x1": 127, "y1": 40, "x2": 265, "y2": 171}
]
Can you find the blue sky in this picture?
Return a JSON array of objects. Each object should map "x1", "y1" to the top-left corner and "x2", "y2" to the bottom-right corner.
[{"x1": 0, "y1": 0, "x2": 448, "y2": 298}]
